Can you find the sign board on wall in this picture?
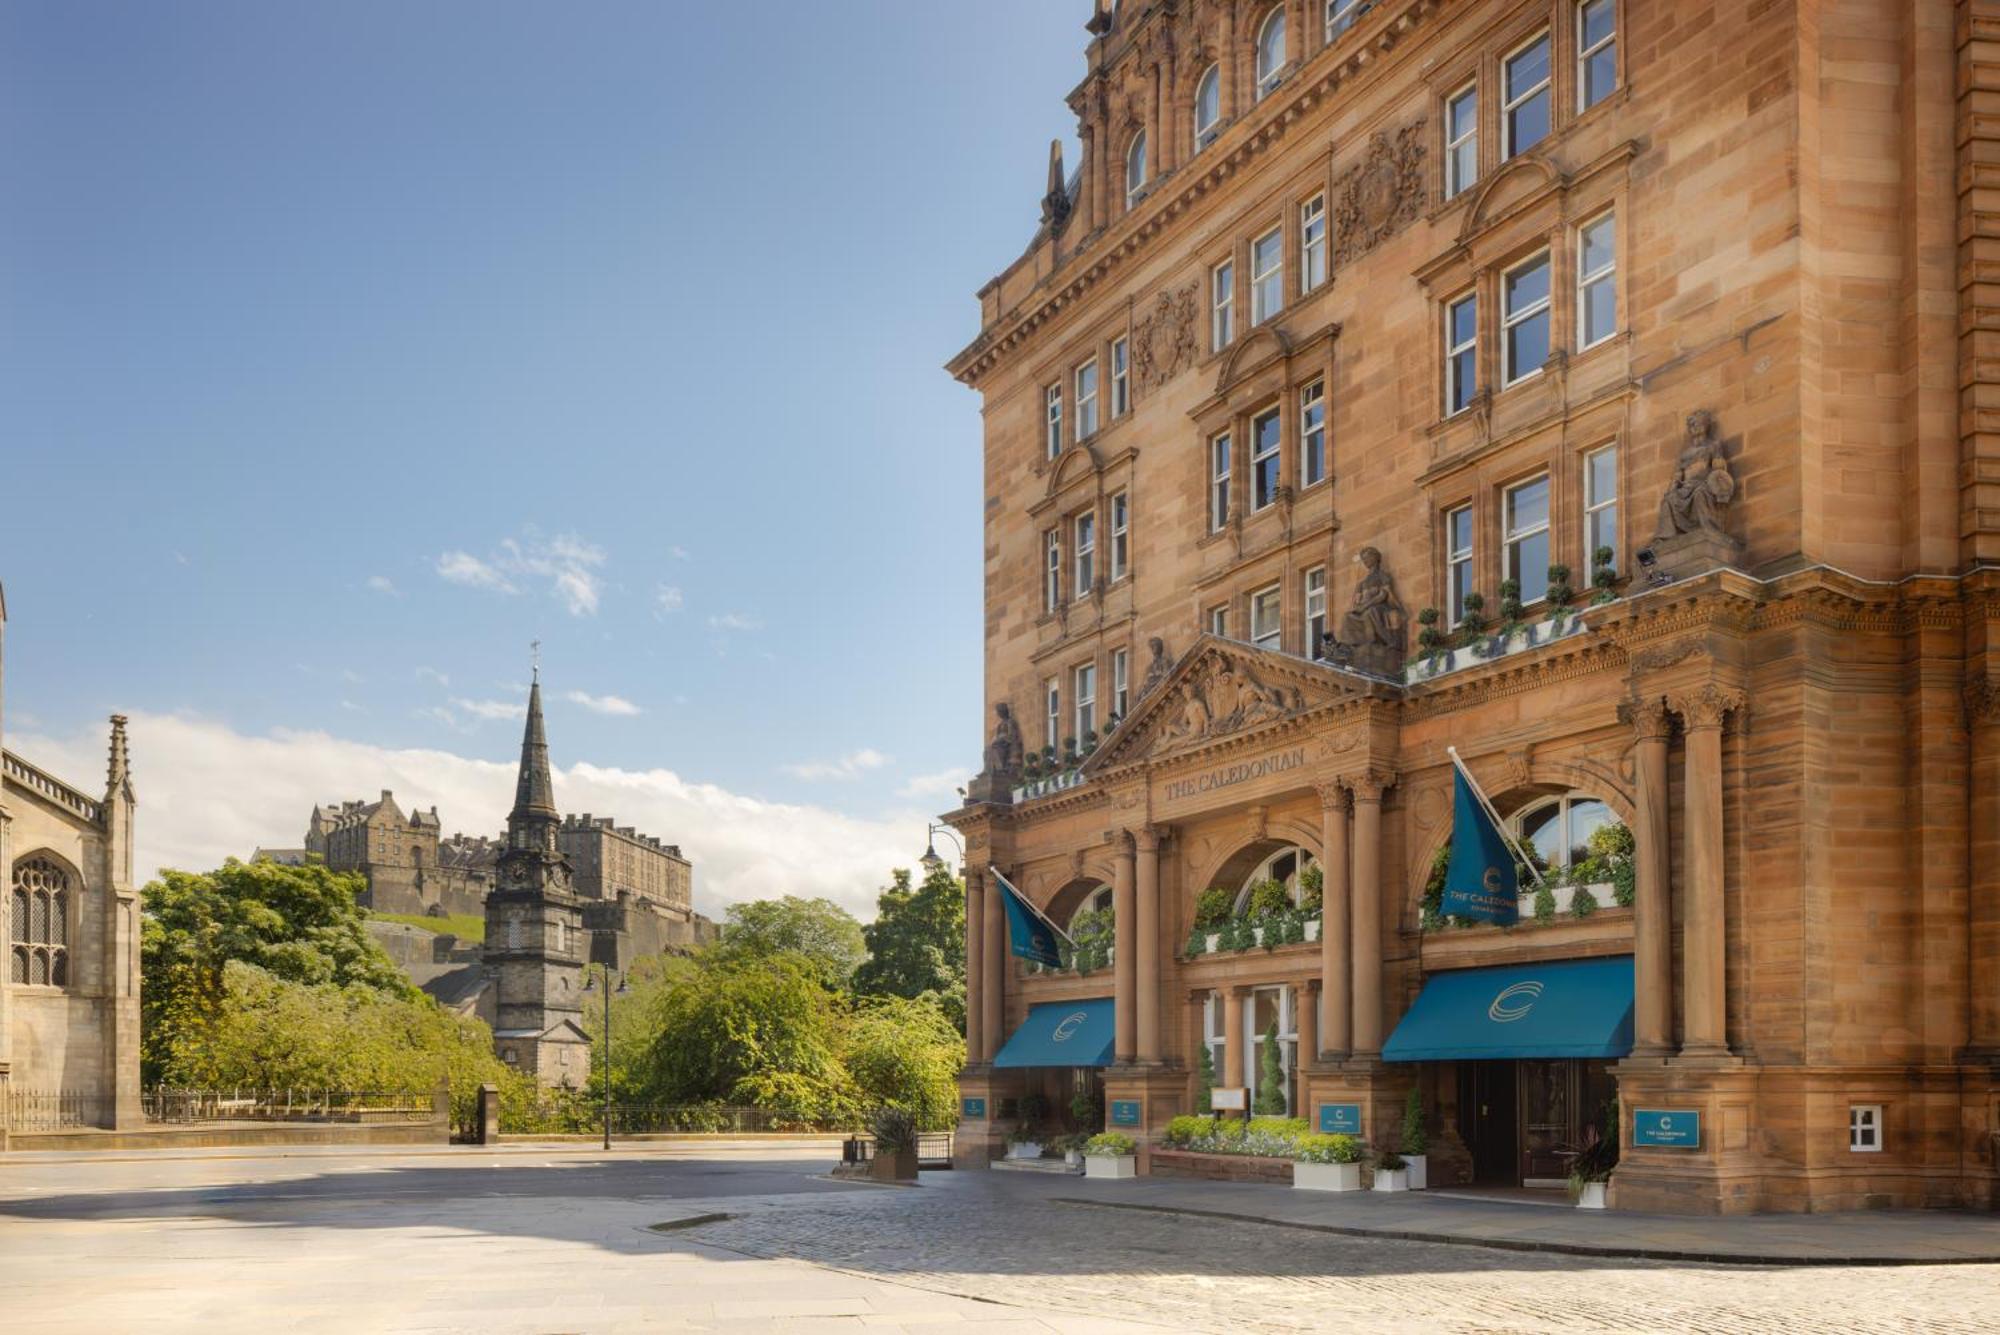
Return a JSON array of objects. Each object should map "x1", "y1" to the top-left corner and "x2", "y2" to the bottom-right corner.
[
  {"x1": 1317, "y1": 1103, "x2": 1363, "y2": 1135},
  {"x1": 1632, "y1": 1109, "x2": 1701, "y2": 1148},
  {"x1": 961, "y1": 1097, "x2": 987, "y2": 1120},
  {"x1": 1110, "y1": 1099, "x2": 1142, "y2": 1127},
  {"x1": 1210, "y1": 1087, "x2": 1248, "y2": 1112}
]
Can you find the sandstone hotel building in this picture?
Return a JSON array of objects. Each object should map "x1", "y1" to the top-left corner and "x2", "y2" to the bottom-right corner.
[{"x1": 944, "y1": 0, "x2": 2000, "y2": 1213}]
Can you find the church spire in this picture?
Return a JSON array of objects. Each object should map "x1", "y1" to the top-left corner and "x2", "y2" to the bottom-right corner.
[{"x1": 509, "y1": 667, "x2": 558, "y2": 833}]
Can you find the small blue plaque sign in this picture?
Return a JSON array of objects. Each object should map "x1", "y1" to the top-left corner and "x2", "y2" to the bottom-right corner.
[
  {"x1": 1632, "y1": 1108, "x2": 1700, "y2": 1148},
  {"x1": 961, "y1": 1096, "x2": 987, "y2": 1119},
  {"x1": 1110, "y1": 1099, "x2": 1142, "y2": 1127},
  {"x1": 1317, "y1": 1102, "x2": 1363, "y2": 1135}
]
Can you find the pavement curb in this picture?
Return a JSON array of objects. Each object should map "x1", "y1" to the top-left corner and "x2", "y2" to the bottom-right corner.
[{"x1": 1050, "y1": 1197, "x2": 2000, "y2": 1268}]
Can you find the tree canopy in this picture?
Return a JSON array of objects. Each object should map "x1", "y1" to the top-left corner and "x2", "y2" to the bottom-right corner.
[
  {"x1": 852, "y1": 865, "x2": 965, "y2": 1032},
  {"x1": 713, "y1": 894, "x2": 867, "y2": 989}
]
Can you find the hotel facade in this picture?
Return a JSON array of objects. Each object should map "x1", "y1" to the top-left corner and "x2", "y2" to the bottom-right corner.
[{"x1": 945, "y1": 0, "x2": 2000, "y2": 1213}]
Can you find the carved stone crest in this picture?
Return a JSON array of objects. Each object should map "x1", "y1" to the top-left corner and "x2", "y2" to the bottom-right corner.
[
  {"x1": 1153, "y1": 652, "x2": 1303, "y2": 753},
  {"x1": 1132, "y1": 282, "x2": 1200, "y2": 390},
  {"x1": 1333, "y1": 123, "x2": 1427, "y2": 264}
]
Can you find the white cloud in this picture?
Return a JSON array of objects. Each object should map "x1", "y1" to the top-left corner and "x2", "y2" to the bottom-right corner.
[
  {"x1": 781, "y1": 748, "x2": 891, "y2": 782},
  {"x1": 436, "y1": 551, "x2": 517, "y2": 594},
  {"x1": 416, "y1": 667, "x2": 451, "y2": 687},
  {"x1": 12, "y1": 713, "x2": 923, "y2": 919},
  {"x1": 565, "y1": 690, "x2": 642, "y2": 717},
  {"x1": 342, "y1": 668, "x2": 364, "y2": 684},
  {"x1": 366, "y1": 575, "x2": 401, "y2": 597},
  {"x1": 450, "y1": 697, "x2": 527, "y2": 722},
  {"x1": 897, "y1": 768, "x2": 971, "y2": 802},
  {"x1": 708, "y1": 612, "x2": 762, "y2": 633},
  {"x1": 670, "y1": 545, "x2": 690, "y2": 561},
  {"x1": 654, "y1": 585, "x2": 684, "y2": 616},
  {"x1": 340, "y1": 700, "x2": 366, "y2": 714}
]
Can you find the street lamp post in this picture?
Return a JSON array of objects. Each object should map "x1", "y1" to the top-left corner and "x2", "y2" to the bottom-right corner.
[
  {"x1": 582, "y1": 933, "x2": 627, "y2": 1153},
  {"x1": 919, "y1": 823, "x2": 964, "y2": 873}
]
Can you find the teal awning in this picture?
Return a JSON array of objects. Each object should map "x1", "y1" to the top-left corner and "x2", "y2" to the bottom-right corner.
[
  {"x1": 992, "y1": 998, "x2": 1116, "y2": 1068},
  {"x1": 1382, "y1": 956, "x2": 1634, "y2": 1062}
]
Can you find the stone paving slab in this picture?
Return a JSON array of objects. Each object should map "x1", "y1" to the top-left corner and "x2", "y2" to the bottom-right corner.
[{"x1": 1042, "y1": 1174, "x2": 2000, "y2": 1264}]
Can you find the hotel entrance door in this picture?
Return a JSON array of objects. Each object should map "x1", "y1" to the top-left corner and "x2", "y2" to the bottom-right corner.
[
  {"x1": 1456, "y1": 1059, "x2": 1615, "y2": 1185},
  {"x1": 1457, "y1": 1061, "x2": 1517, "y2": 1185}
]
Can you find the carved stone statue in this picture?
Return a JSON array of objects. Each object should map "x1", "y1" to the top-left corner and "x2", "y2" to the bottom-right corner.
[
  {"x1": 1648, "y1": 409, "x2": 1743, "y2": 578},
  {"x1": 1140, "y1": 636, "x2": 1173, "y2": 698},
  {"x1": 1160, "y1": 680, "x2": 1213, "y2": 745},
  {"x1": 983, "y1": 702, "x2": 1023, "y2": 777},
  {"x1": 1213, "y1": 659, "x2": 1290, "y2": 730},
  {"x1": 1330, "y1": 546, "x2": 1407, "y2": 677}
]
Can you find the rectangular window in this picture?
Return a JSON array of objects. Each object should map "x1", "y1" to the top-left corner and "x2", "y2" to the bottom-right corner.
[
  {"x1": 1045, "y1": 383, "x2": 1064, "y2": 459},
  {"x1": 1210, "y1": 432, "x2": 1232, "y2": 532},
  {"x1": 1213, "y1": 260, "x2": 1235, "y2": 349},
  {"x1": 1252, "y1": 227, "x2": 1284, "y2": 325},
  {"x1": 1111, "y1": 337, "x2": 1130, "y2": 417},
  {"x1": 1209, "y1": 603, "x2": 1229, "y2": 637},
  {"x1": 1045, "y1": 678, "x2": 1062, "y2": 751},
  {"x1": 1445, "y1": 292, "x2": 1478, "y2": 415},
  {"x1": 1849, "y1": 1105, "x2": 1882, "y2": 1153},
  {"x1": 1577, "y1": 212, "x2": 1617, "y2": 349},
  {"x1": 1445, "y1": 85, "x2": 1478, "y2": 198},
  {"x1": 1112, "y1": 647, "x2": 1130, "y2": 719},
  {"x1": 1578, "y1": 0, "x2": 1617, "y2": 110},
  {"x1": 1074, "y1": 511, "x2": 1096, "y2": 600},
  {"x1": 1502, "y1": 252, "x2": 1552, "y2": 385},
  {"x1": 1251, "y1": 408, "x2": 1282, "y2": 511},
  {"x1": 1109, "y1": 491, "x2": 1129, "y2": 582},
  {"x1": 1075, "y1": 662, "x2": 1097, "y2": 743},
  {"x1": 1447, "y1": 505, "x2": 1474, "y2": 626},
  {"x1": 1504, "y1": 474, "x2": 1552, "y2": 605},
  {"x1": 1585, "y1": 444, "x2": 1618, "y2": 572},
  {"x1": 1305, "y1": 566, "x2": 1328, "y2": 655},
  {"x1": 1325, "y1": 0, "x2": 1361, "y2": 40},
  {"x1": 1251, "y1": 584, "x2": 1283, "y2": 650},
  {"x1": 1076, "y1": 359, "x2": 1099, "y2": 439},
  {"x1": 1301, "y1": 195, "x2": 1327, "y2": 292},
  {"x1": 1300, "y1": 380, "x2": 1326, "y2": 488},
  {"x1": 1503, "y1": 32, "x2": 1552, "y2": 159},
  {"x1": 1043, "y1": 529, "x2": 1062, "y2": 612}
]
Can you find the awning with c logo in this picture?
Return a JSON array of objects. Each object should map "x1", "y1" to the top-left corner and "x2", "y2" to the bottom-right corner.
[
  {"x1": 1381, "y1": 956, "x2": 1634, "y2": 1062},
  {"x1": 992, "y1": 998, "x2": 1116, "y2": 1068}
]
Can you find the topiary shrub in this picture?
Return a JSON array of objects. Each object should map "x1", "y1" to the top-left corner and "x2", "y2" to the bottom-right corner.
[
  {"x1": 1246, "y1": 878, "x2": 1291, "y2": 920},
  {"x1": 1400, "y1": 1086, "x2": 1428, "y2": 1156},
  {"x1": 1193, "y1": 886, "x2": 1234, "y2": 932},
  {"x1": 1195, "y1": 1044, "x2": 1215, "y2": 1115},
  {"x1": 1458, "y1": 592, "x2": 1491, "y2": 655},
  {"x1": 1254, "y1": 1020, "x2": 1288, "y2": 1115},
  {"x1": 1296, "y1": 862, "x2": 1324, "y2": 916}
]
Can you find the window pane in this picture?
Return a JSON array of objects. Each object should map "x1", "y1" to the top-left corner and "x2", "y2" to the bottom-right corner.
[
  {"x1": 1581, "y1": 216, "x2": 1615, "y2": 275},
  {"x1": 1506, "y1": 37, "x2": 1550, "y2": 100},
  {"x1": 1507, "y1": 476, "x2": 1550, "y2": 532},
  {"x1": 1196, "y1": 67, "x2": 1221, "y2": 144},
  {"x1": 1582, "y1": 0, "x2": 1614, "y2": 48},
  {"x1": 1449, "y1": 507, "x2": 1473, "y2": 555},
  {"x1": 1521, "y1": 803, "x2": 1562, "y2": 866},
  {"x1": 1451, "y1": 295, "x2": 1478, "y2": 346},
  {"x1": 1566, "y1": 798, "x2": 1613, "y2": 864},
  {"x1": 1584, "y1": 46, "x2": 1616, "y2": 108},
  {"x1": 1512, "y1": 529, "x2": 1550, "y2": 603},
  {"x1": 1505, "y1": 258, "x2": 1550, "y2": 314},
  {"x1": 1584, "y1": 278, "x2": 1616, "y2": 346},
  {"x1": 1508, "y1": 313, "x2": 1549, "y2": 379},
  {"x1": 1450, "y1": 88, "x2": 1477, "y2": 141}
]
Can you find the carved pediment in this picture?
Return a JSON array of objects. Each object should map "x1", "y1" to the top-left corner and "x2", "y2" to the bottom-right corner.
[{"x1": 1084, "y1": 636, "x2": 1389, "y2": 772}]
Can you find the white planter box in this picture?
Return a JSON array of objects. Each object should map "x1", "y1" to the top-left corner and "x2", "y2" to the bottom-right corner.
[
  {"x1": 1575, "y1": 1181, "x2": 1608, "y2": 1210},
  {"x1": 1007, "y1": 1141, "x2": 1043, "y2": 1160},
  {"x1": 1373, "y1": 1168, "x2": 1410, "y2": 1192},
  {"x1": 1293, "y1": 1160, "x2": 1363, "y2": 1192},
  {"x1": 1201, "y1": 918, "x2": 1321, "y2": 955},
  {"x1": 1404, "y1": 1154, "x2": 1427, "y2": 1190},
  {"x1": 1085, "y1": 1154, "x2": 1137, "y2": 1180},
  {"x1": 1405, "y1": 614, "x2": 1592, "y2": 684},
  {"x1": 1063, "y1": 1150, "x2": 1081, "y2": 1168},
  {"x1": 1518, "y1": 882, "x2": 1617, "y2": 917}
]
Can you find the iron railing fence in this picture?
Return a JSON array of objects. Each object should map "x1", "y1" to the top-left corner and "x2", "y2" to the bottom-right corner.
[
  {"x1": 840, "y1": 1132, "x2": 955, "y2": 1168},
  {"x1": 4, "y1": 1089, "x2": 110, "y2": 1131},
  {"x1": 141, "y1": 1087, "x2": 435, "y2": 1125},
  {"x1": 503, "y1": 1099, "x2": 870, "y2": 1137}
]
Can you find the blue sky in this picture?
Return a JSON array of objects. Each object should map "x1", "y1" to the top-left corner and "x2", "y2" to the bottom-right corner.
[{"x1": 0, "y1": 1, "x2": 1086, "y2": 912}]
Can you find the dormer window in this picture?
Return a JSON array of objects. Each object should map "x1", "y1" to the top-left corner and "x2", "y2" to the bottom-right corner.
[
  {"x1": 1256, "y1": 9, "x2": 1286, "y2": 100},
  {"x1": 1194, "y1": 65, "x2": 1222, "y2": 151},
  {"x1": 1125, "y1": 130, "x2": 1149, "y2": 209}
]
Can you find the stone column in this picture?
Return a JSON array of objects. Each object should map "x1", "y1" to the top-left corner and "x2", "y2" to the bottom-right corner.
[
  {"x1": 1294, "y1": 980, "x2": 1318, "y2": 1113},
  {"x1": 1674, "y1": 687, "x2": 1740, "y2": 1059},
  {"x1": 1316, "y1": 781, "x2": 1350, "y2": 1058},
  {"x1": 1349, "y1": 772, "x2": 1392, "y2": 1059},
  {"x1": 1135, "y1": 827, "x2": 1164, "y2": 1062},
  {"x1": 1113, "y1": 833, "x2": 1137, "y2": 1063},
  {"x1": 1224, "y1": 983, "x2": 1248, "y2": 1090},
  {"x1": 1628, "y1": 698, "x2": 1675, "y2": 1057},
  {"x1": 982, "y1": 870, "x2": 1005, "y2": 1064},
  {"x1": 965, "y1": 867, "x2": 987, "y2": 1063}
]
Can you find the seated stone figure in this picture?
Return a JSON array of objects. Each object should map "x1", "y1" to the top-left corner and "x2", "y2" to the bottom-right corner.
[{"x1": 1331, "y1": 546, "x2": 1406, "y2": 675}]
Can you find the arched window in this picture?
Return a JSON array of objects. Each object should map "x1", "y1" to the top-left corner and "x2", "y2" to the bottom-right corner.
[
  {"x1": 1070, "y1": 883, "x2": 1114, "y2": 933},
  {"x1": 1233, "y1": 845, "x2": 1319, "y2": 915},
  {"x1": 1194, "y1": 64, "x2": 1222, "y2": 151},
  {"x1": 1255, "y1": 9, "x2": 1287, "y2": 100},
  {"x1": 1125, "y1": 130, "x2": 1149, "y2": 209},
  {"x1": 1512, "y1": 792, "x2": 1615, "y2": 869},
  {"x1": 10, "y1": 855, "x2": 72, "y2": 988}
]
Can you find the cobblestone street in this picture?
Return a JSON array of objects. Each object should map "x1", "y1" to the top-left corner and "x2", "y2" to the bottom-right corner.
[{"x1": 2, "y1": 1145, "x2": 1995, "y2": 1333}]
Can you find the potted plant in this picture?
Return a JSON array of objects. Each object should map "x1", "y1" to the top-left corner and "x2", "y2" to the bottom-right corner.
[
  {"x1": 1050, "y1": 1132, "x2": 1086, "y2": 1169},
  {"x1": 1293, "y1": 1133, "x2": 1364, "y2": 1191},
  {"x1": 1254, "y1": 1021, "x2": 1288, "y2": 1115},
  {"x1": 1563, "y1": 1099, "x2": 1620, "y2": 1209},
  {"x1": 1399, "y1": 1087, "x2": 1429, "y2": 1190},
  {"x1": 1372, "y1": 1149, "x2": 1410, "y2": 1192},
  {"x1": 1070, "y1": 1091, "x2": 1103, "y2": 1133},
  {"x1": 868, "y1": 1107, "x2": 921, "y2": 1183},
  {"x1": 1083, "y1": 1131, "x2": 1138, "y2": 1179},
  {"x1": 1008, "y1": 1093, "x2": 1050, "y2": 1158}
]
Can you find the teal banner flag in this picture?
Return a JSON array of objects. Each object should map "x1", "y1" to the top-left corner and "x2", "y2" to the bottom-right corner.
[
  {"x1": 1440, "y1": 769, "x2": 1519, "y2": 925},
  {"x1": 995, "y1": 873, "x2": 1063, "y2": 967}
]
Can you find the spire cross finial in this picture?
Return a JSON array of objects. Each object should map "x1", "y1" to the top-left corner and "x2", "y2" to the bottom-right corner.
[{"x1": 531, "y1": 639, "x2": 541, "y2": 681}]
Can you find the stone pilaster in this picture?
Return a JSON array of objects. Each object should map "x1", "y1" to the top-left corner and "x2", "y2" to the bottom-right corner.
[
  {"x1": 1112, "y1": 832, "x2": 1137, "y2": 1063},
  {"x1": 981, "y1": 869, "x2": 1005, "y2": 1064},
  {"x1": 1672, "y1": 686, "x2": 1742, "y2": 1061},
  {"x1": 1135, "y1": 826, "x2": 1163, "y2": 1062},
  {"x1": 1626, "y1": 696, "x2": 1675, "y2": 1058},
  {"x1": 1348, "y1": 771, "x2": 1393, "y2": 1059},
  {"x1": 964, "y1": 866, "x2": 987, "y2": 1063},
  {"x1": 1315, "y1": 780, "x2": 1350, "y2": 1059}
]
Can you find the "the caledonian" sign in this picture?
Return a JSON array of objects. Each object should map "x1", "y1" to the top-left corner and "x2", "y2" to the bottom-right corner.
[{"x1": 1164, "y1": 748, "x2": 1307, "y2": 802}]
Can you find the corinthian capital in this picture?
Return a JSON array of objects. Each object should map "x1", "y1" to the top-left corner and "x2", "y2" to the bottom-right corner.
[
  {"x1": 1348, "y1": 769, "x2": 1397, "y2": 802},
  {"x1": 1670, "y1": 684, "x2": 1745, "y2": 731},
  {"x1": 1313, "y1": 779, "x2": 1351, "y2": 813},
  {"x1": 1619, "y1": 695, "x2": 1673, "y2": 744}
]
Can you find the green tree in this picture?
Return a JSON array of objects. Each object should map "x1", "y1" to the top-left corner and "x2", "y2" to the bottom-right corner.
[
  {"x1": 1254, "y1": 1020, "x2": 1287, "y2": 1115},
  {"x1": 852, "y1": 866, "x2": 966, "y2": 1031},
  {"x1": 141, "y1": 858, "x2": 414, "y2": 1082},
  {"x1": 842, "y1": 994, "x2": 965, "y2": 1130},
  {"x1": 713, "y1": 895, "x2": 867, "y2": 990}
]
